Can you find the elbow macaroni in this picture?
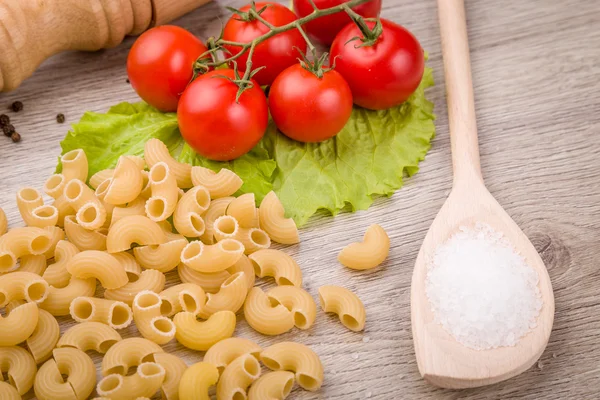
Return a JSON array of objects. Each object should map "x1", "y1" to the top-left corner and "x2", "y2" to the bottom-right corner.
[
  {"x1": 102, "y1": 337, "x2": 164, "y2": 376},
  {"x1": 106, "y1": 215, "x2": 167, "y2": 253},
  {"x1": 27, "y1": 309, "x2": 60, "y2": 364},
  {"x1": 42, "y1": 226, "x2": 65, "y2": 259},
  {"x1": 97, "y1": 362, "x2": 166, "y2": 400},
  {"x1": 133, "y1": 291, "x2": 176, "y2": 345},
  {"x1": 144, "y1": 138, "x2": 193, "y2": 188},
  {"x1": 197, "y1": 271, "x2": 248, "y2": 319},
  {"x1": 159, "y1": 282, "x2": 206, "y2": 316},
  {"x1": 225, "y1": 193, "x2": 259, "y2": 228},
  {"x1": 0, "y1": 226, "x2": 53, "y2": 272},
  {"x1": 244, "y1": 287, "x2": 294, "y2": 336},
  {"x1": 337, "y1": 224, "x2": 390, "y2": 270},
  {"x1": 174, "y1": 310, "x2": 236, "y2": 351},
  {"x1": 249, "y1": 249, "x2": 303, "y2": 287},
  {"x1": 110, "y1": 196, "x2": 147, "y2": 228},
  {"x1": 216, "y1": 353, "x2": 262, "y2": 400},
  {"x1": 154, "y1": 352, "x2": 187, "y2": 400},
  {"x1": 133, "y1": 238, "x2": 188, "y2": 272},
  {"x1": 63, "y1": 179, "x2": 107, "y2": 230},
  {"x1": 42, "y1": 240, "x2": 79, "y2": 288},
  {"x1": 258, "y1": 191, "x2": 299, "y2": 245},
  {"x1": 267, "y1": 286, "x2": 316, "y2": 330},
  {"x1": 52, "y1": 195, "x2": 75, "y2": 228},
  {"x1": 180, "y1": 239, "x2": 244, "y2": 273},
  {"x1": 57, "y1": 321, "x2": 122, "y2": 353},
  {"x1": 15, "y1": 254, "x2": 47, "y2": 276},
  {"x1": 200, "y1": 196, "x2": 234, "y2": 244},
  {"x1": 16, "y1": 187, "x2": 59, "y2": 228},
  {"x1": 70, "y1": 296, "x2": 133, "y2": 329},
  {"x1": 66, "y1": 250, "x2": 128, "y2": 289},
  {"x1": 248, "y1": 371, "x2": 295, "y2": 400},
  {"x1": 178, "y1": 362, "x2": 219, "y2": 400},
  {"x1": 0, "y1": 271, "x2": 49, "y2": 306},
  {"x1": 173, "y1": 185, "x2": 210, "y2": 237},
  {"x1": 39, "y1": 277, "x2": 97, "y2": 316},
  {"x1": 104, "y1": 269, "x2": 166, "y2": 306},
  {"x1": 318, "y1": 285, "x2": 366, "y2": 332},
  {"x1": 260, "y1": 342, "x2": 324, "y2": 391},
  {"x1": 204, "y1": 337, "x2": 262, "y2": 375},
  {"x1": 63, "y1": 215, "x2": 107, "y2": 251},
  {"x1": 0, "y1": 301, "x2": 39, "y2": 346},
  {"x1": 145, "y1": 162, "x2": 179, "y2": 221},
  {"x1": 177, "y1": 263, "x2": 230, "y2": 294},
  {"x1": 0, "y1": 346, "x2": 36, "y2": 395},
  {"x1": 34, "y1": 348, "x2": 96, "y2": 400},
  {"x1": 43, "y1": 174, "x2": 66, "y2": 199},
  {"x1": 60, "y1": 149, "x2": 88, "y2": 182},
  {"x1": 190, "y1": 166, "x2": 242, "y2": 198},
  {"x1": 214, "y1": 215, "x2": 271, "y2": 254},
  {"x1": 103, "y1": 156, "x2": 144, "y2": 205}
]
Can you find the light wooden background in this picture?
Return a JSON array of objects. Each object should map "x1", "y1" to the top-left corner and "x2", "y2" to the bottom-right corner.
[{"x1": 1, "y1": 0, "x2": 599, "y2": 399}]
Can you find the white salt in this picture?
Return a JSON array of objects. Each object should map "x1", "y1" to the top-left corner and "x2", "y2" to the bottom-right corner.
[{"x1": 425, "y1": 223, "x2": 543, "y2": 350}]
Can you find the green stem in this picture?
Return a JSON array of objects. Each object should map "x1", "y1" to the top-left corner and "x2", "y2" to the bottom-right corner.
[{"x1": 296, "y1": 25, "x2": 315, "y2": 53}]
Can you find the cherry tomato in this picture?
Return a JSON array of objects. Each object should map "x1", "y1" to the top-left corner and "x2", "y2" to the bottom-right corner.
[
  {"x1": 177, "y1": 69, "x2": 268, "y2": 161},
  {"x1": 223, "y1": 2, "x2": 307, "y2": 86},
  {"x1": 269, "y1": 64, "x2": 353, "y2": 143},
  {"x1": 293, "y1": 0, "x2": 381, "y2": 45},
  {"x1": 330, "y1": 19, "x2": 424, "y2": 110},
  {"x1": 127, "y1": 25, "x2": 208, "y2": 112}
]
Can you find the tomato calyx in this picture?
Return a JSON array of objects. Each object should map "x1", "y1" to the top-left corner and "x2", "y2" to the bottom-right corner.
[
  {"x1": 297, "y1": 48, "x2": 334, "y2": 79},
  {"x1": 226, "y1": 1, "x2": 271, "y2": 24},
  {"x1": 214, "y1": 62, "x2": 265, "y2": 102},
  {"x1": 343, "y1": 7, "x2": 383, "y2": 47}
]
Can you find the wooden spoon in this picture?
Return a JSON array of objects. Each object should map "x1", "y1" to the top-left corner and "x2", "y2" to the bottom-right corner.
[{"x1": 410, "y1": 0, "x2": 554, "y2": 389}]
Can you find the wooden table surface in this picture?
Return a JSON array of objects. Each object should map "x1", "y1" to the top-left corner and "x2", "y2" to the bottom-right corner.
[{"x1": 1, "y1": 0, "x2": 599, "y2": 399}]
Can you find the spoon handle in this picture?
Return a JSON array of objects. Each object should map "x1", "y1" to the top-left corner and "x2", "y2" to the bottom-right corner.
[{"x1": 438, "y1": 0, "x2": 483, "y2": 184}]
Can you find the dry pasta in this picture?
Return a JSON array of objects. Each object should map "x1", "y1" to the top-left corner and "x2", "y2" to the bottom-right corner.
[
  {"x1": 173, "y1": 185, "x2": 210, "y2": 237},
  {"x1": 258, "y1": 191, "x2": 299, "y2": 245},
  {"x1": 17, "y1": 187, "x2": 59, "y2": 228},
  {"x1": 57, "y1": 321, "x2": 122, "y2": 353},
  {"x1": 43, "y1": 174, "x2": 67, "y2": 199},
  {"x1": 154, "y1": 352, "x2": 187, "y2": 400},
  {"x1": 102, "y1": 337, "x2": 164, "y2": 376},
  {"x1": 103, "y1": 156, "x2": 144, "y2": 204},
  {"x1": 244, "y1": 287, "x2": 294, "y2": 336},
  {"x1": 178, "y1": 362, "x2": 219, "y2": 400},
  {"x1": 104, "y1": 269, "x2": 165, "y2": 306},
  {"x1": 0, "y1": 271, "x2": 49, "y2": 307},
  {"x1": 63, "y1": 179, "x2": 107, "y2": 229},
  {"x1": 89, "y1": 169, "x2": 114, "y2": 189},
  {"x1": 133, "y1": 291, "x2": 176, "y2": 344},
  {"x1": 260, "y1": 342, "x2": 324, "y2": 391},
  {"x1": 197, "y1": 271, "x2": 248, "y2": 319},
  {"x1": 34, "y1": 347, "x2": 96, "y2": 400},
  {"x1": 27, "y1": 308, "x2": 60, "y2": 364},
  {"x1": 214, "y1": 215, "x2": 271, "y2": 254},
  {"x1": 111, "y1": 251, "x2": 142, "y2": 281},
  {"x1": 248, "y1": 371, "x2": 295, "y2": 400},
  {"x1": 337, "y1": 224, "x2": 390, "y2": 270},
  {"x1": 318, "y1": 285, "x2": 366, "y2": 332},
  {"x1": 106, "y1": 215, "x2": 167, "y2": 253},
  {"x1": 145, "y1": 162, "x2": 179, "y2": 221},
  {"x1": 226, "y1": 193, "x2": 259, "y2": 228},
  {"x1": 159, "y1": 282, "x2": 206, "y2": 316},
  {"x1": 0, "y1": 346, "x2": 36, "y2": 395},
  {"x1": 42, "y1": 240, "x2": 79, "y2": 288},
  {"x1": 60, "y1": 149, "x2": 88, "y2": 182},
  {"x1": 200, "y1": 196, "x2": 234, "y2": 244},
  {"x1": 15, "y1": 254, "x2": 47, "y2": 275},
  {"x1": 144, "y1": 138, "x2": 193, "y2": 188},
  {"x1": 110, "y1": 196, "x2": 146, "y2": 228},
  {"x1": 174, "y1": 310, "x2": 236, "y2": 351},
  {"x1": 63, "y1": 215, "x2": 107, "y2": 251},
  {"x1": 180, "y1": 239, "x2": 244, "y2": 273},
  {"x1": 0, "y1": 381, "x2": 20, "y2": 399},
  {"x1": 249, "y1": 249, "x2": 303, "y2": 287},
  {"x1": 133, "y1": 238, "x2": 188, "y2": 272},
  {"x1": 267, "y1": 286, "x2": 316, "y2": 330},
  {"x1": 191, "y1": 166, "x2": 242, "y2": 198},
  {"x1": 0, "y1": 226, "x2": 52, "y2": 272},
  {"x1": 0, "y1": 207, "x2": 7, "y2": 235},
  {"x1": 177, "y1": 263, "x2": 230, "y2": 294},
  {"x1": 0, "y1": 301, "x2": 39, "y2": 346},
  {"x1": 52, "y1": 195, "x2": 75, "y2": 227},
  {"x1": 216, "y1": 353, "x2": 262, "y2": 400},
  {"x1": 42, "y1": 225, "x2": 65, "y2": 259},
  {"x1": 70, "y1": 296, "x2": 133, "y2": 329},
  {"x1": 228, "y1": 254, "x2": 256, "y2": 290},
  {"x1": 204, "y1": 338, "x2": 262, "y2": 375},
  {"x1": 39, "y1": 277, "x2": 96, "y2": 316},
  {"x1": 66, "y1": 250, "x2": 128, "y2": 289}
]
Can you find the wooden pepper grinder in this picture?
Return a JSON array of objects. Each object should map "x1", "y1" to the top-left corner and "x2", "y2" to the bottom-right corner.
[{"x1": 0, "y1": 0, "x2": 211, "y2": 92}]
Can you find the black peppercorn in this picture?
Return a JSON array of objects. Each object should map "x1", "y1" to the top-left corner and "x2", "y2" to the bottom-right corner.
[
  {"x1": 56, "y1": 113, "x2": 65, "y2": 123},
  {"x1": 0, "y1": 114, "x2": 9, "y2": 126},
  {"x1": 11, "y1": 132, "x2": 21, "y2": 142},
  {"x1": 2, "y1": 124, "x2": 15, "y2": 136},
  {"x1": 126, "y1": 78, "x2": 130, "y2": 84},
  {"x1": 10, "y1": 101, "x2": 23, "y2": 112}
]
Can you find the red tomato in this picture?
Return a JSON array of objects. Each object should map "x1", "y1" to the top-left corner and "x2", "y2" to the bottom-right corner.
[
  {"x1": 293, "y1": 0, "x2": 381, "y2": 45},
  {"x1": 330, "y1": 19, "x2": 424, "y2": 110},
  {"x1": 177, "y1": 69, "x2": 268, "y2": 161},
  {"x1": 223, "y1": 2, "x2": 307, "y2": 86},
  {"x1": 269, "y1": 64, "x2": 353, "y2": 143},
  {"x1": 127, "y1": 25, "x2": 208, "y2": 112}
]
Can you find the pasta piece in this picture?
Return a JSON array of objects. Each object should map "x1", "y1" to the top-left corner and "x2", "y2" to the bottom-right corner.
[
  {"x1": 181, "y1": 239, "x2": 244, "y2": 273},
  {"x1": 338, "y1": 224, "x2": 390, "y2": 270},
  {"x1": 154, "y1": 352, "x2": 187, "y2": 400},
  {"x1": 70, "y1": 297, "x2": 133, "y2": 329},
  {"x1": 15, "y1": 254, "x2": 47, "y2": 275},
  {"x1": 60, "y1": 149, "x2": 88, "y2": 182},
  {"x1": 249, "y1": 249, "x2": 303, "y2": 287},
  {"x1": 17, "y1": 187, "x2": 59, "y2": 228},
  {"x1": 173, "y1": 186, "x2": 210, "y2": 237},
  {"x1": 63, "y1": 179, "x2": 107, "y2": 230},
  {"x1": 34, "y1": 348, "x2": 95, "y2": 400},
  {"x1": 228, "y1": 254, "x2": 255, "y2": 290},
  {"x1": 216, "y1": 353, "x2": 261, "y2": 400},
  {"x1": 4, "y1": 298, "x2": 25, "y2": 313},
  {"x1": 204, "y1": 338, "x2": 262, "y2": 375},
  {"x1": 191, "y1": 166, "x2": 242, "y2": 198},
  {"x1": 214, "y1": 215, "x2": 271, "y2": 254},
  {"x1": 106, "y1": 215, "x2": 167, "y2": 253},
  {"x1": 200, "y1": 196, "x2": 234, "y2": 244},
  {"x1": 177, "y1": 263, "x2": 230, "y2": 294},
  {"x1": 66, "y1": 250, "x2": 128, "y2": 289},
  {"x1": 132, "y1": 291, "x2": 176, "y2": 344},
  {"x1": 27, "y1": 309, "x2": 60, "y2": 364},
  {"x1": 178, "y1": 362, "x2": 219, "y2": 400},
  {"x1": 111, "y1": 251, "x2": 142, "y2": 281},
  {"x1": 197, "y1": 271, "x2": 248, "y2": 319},
  {"x1": 267, "y1": 286, "x2": 316, "y2": 330},
  {"x1": 258, "y1": 191, "x2": 299, "y2": 244},
  {"x1": 43, "y1": 240, "x2": 79, "y2": 288},
  {"x1": 52, "y1": 195, "x2": 75, "y2": 227},
  {"x1": 144, "y1": 138, "x2": 193, "y2": 188},
  {"x1": 0, "y1": 226, "x2": 52, "y2": 272},
  {"x1": 159, "y1": 283, "x2": 206, "y2": 316},
  {"x1": 261, "y1": 342, "x2": 324, "y2": 391},
  {"x1": 63, "y1": 215, "x2": 107, "y2": 250},
  {"x1": 102, "y1": 337, "x2": 164, "y2": 376},
  {"x1": 139, "y1": 170, "x2": 152, "y2": 199},
  {"x1": 318, "y1": 285, "x2": 366, "y2": 332},
  {"x1": 0, "y1": 346, "x2": 36, "y2": 395},
  {"x1": 0, "y1": 207, "x2": 7, "y2": 235},
  {"x1": 174, "y1": 310, "x2": 236, "y2": 351},
  {"x1": 0, "y1": 271, "x2": 49, "y2": 307},
  {"x1": 226, "y1": 193, "x2": 259, "y2": 228},
  {"x1": 44, "y1": 174, "x2": 67, "y2": 199},
  {"x1": 110, "y1": 196, "x2": 146, "y2": 228},
  {"x1": 244, "y1": 287, "x2": 294, "y2": 336},
  {"x1": 98, "y1": 362, "x2": 166, "y2": 399},
  {"x1": 103, "y1": 156, "x2": 144, "y2": 205},
  {"x1": 248, "y1": 371, "x2": 295, "y2": 400},
  {"x1": 104, "y1": 269, "x2": 165, "y2": 306},
  {"x1": 57, "y1": 321, "x2": 122, "y2": 353},
  {"x1": 134, "y1": 238, "x2": 188, "y2": 272},
  {"x1": 39, "y1": 277, "x2": 96, "y2": 316},
  {"x1": 126, "y1": 155, "x2": 147, "y2": 170},
  {"x1": 0, "y1": 381, "x2": 20, "y2": 399},
  {"x1": 42, "y1": 226, "x2": 65, "y2": 259},
  {"x1": 0, "y1": 302, "x2": 39, "y2": 346},
  {"x1": 89, "y1": 169, "x2": 114, "y2": 189},
  {"x1": 145, "y1": 162, "x2": 179, "y2": 221}
]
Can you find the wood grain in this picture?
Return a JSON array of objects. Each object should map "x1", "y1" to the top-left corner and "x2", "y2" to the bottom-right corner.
[{"x1": 0, "y1": 0, "x2": 599, "y2": 398}]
